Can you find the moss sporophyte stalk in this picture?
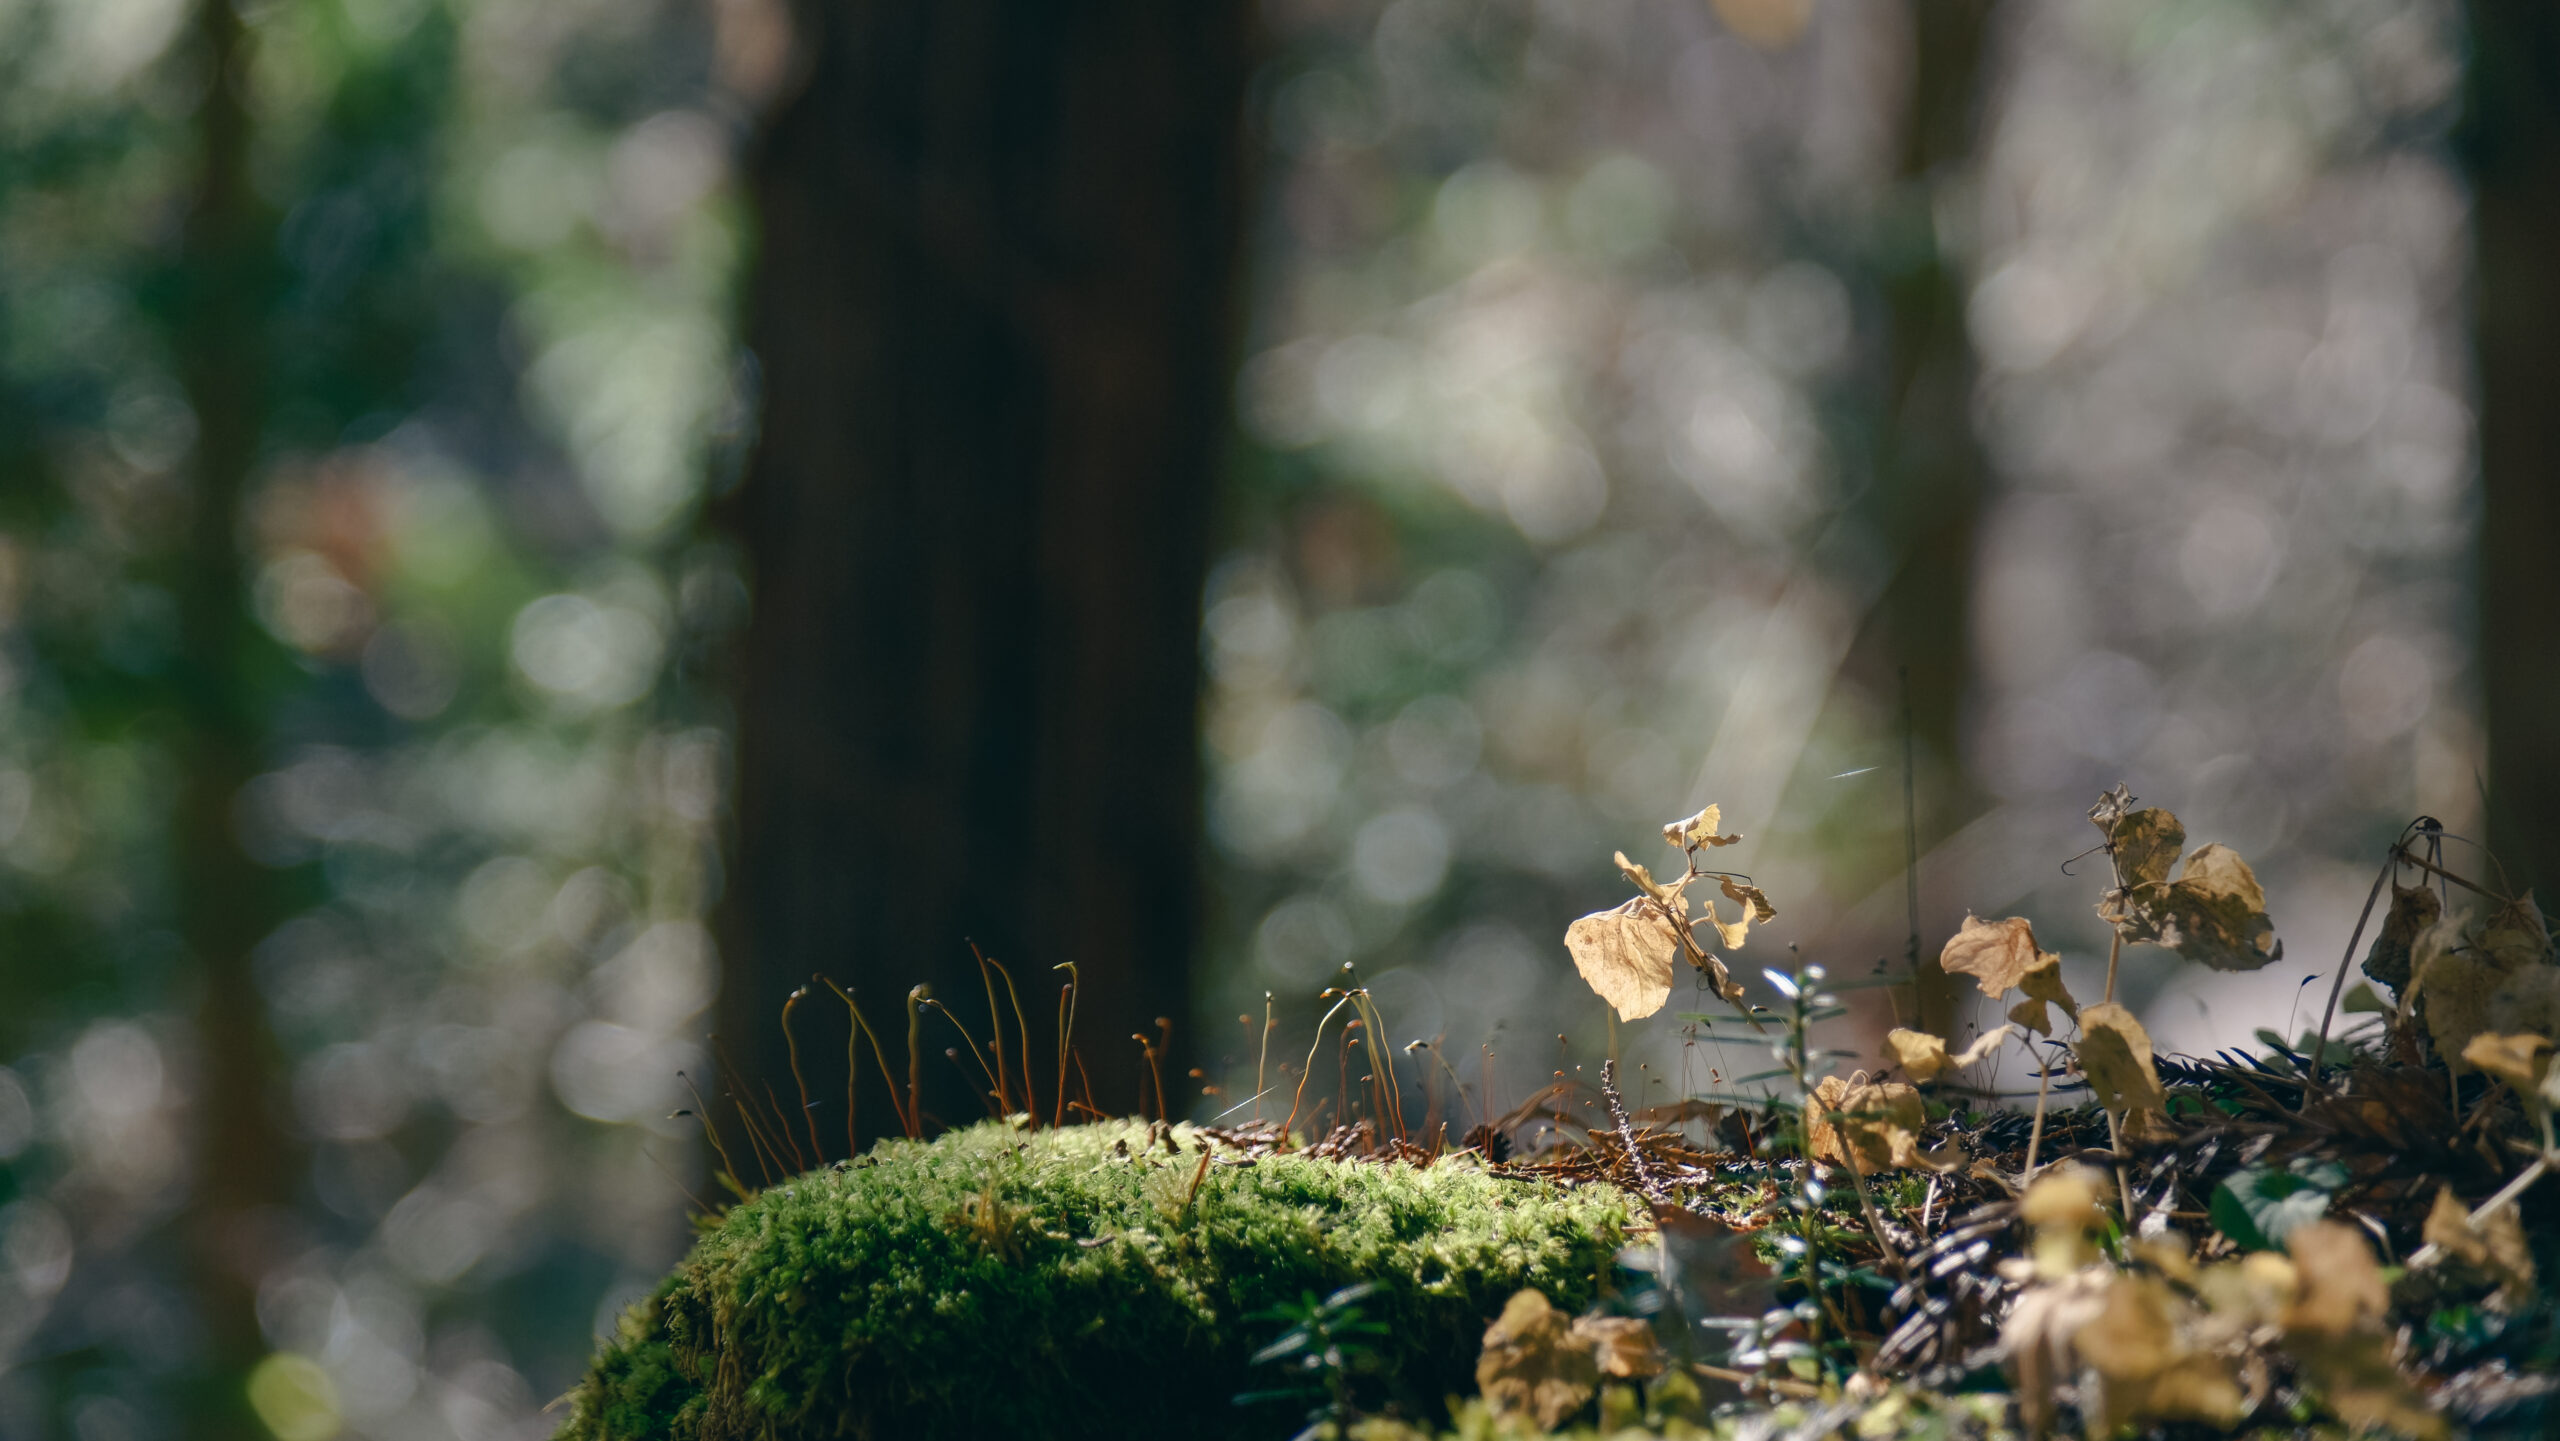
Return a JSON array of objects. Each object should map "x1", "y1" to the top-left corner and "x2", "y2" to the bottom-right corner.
[{"x1": 563, "y1": 1119, "x2": 1637, "y2": 1441}]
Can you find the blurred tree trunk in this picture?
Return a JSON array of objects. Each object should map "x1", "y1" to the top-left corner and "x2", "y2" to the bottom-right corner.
[
  {"x1": 2465, "y1": 6, "x2": 2560, "y2": 899},
  {"x1": 172, "y1": 0, "x2": 295, "y2": 1434},
  {"x1": 719, "y1": 1, "x2": 1249, "y2": 1150},
  {"x1": 1867, "y1": 0, "x2": 1997, "y2": 1037}
]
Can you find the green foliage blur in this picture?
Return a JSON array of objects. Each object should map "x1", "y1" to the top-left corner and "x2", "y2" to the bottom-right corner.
[{"x1": 0, "y1": 0, "x2": 748, "y2": 1432}]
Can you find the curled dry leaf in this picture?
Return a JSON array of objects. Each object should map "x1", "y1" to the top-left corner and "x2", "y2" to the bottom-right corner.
[
  {"x1": 1883, "y1": 1026, "x2": 2010, "y2": 1084},
  {"x1": 2425, "y1": 1185, "x2": 2537, "y2": 1307},
  {"x1": 1938, "y1": 915, "x2": 2058, "y2": 998},
  {"x1": 2105, "y1": 833, "x2": 2284, "y2": 972},
  {"x1": 2107, "y1": 807, "x2": 2187, "y2": 889},
  {"x1": 2413, "y1": 904, "x2": 2560, "y2": 1070},
  {"x1": 1475, "y1": 1290, "x2": 1597, "y2": 1431},
  {"x1": 1804, "y1": 1074, "x2": 1938, "y2": 1171},
  {"x1": 2361, "y1": 881, "x2": 2442, "y2": 995},
  {"x1": 2479, "y1": 892, "x2": 2550, "y2": 970},
  {"x1": 1661, "y1": 804, "x2": 1741, "y2": 850},
  {"x1": 2075, "y1": 1003, "x2": 2166, "y2": 1116},
  {"x1": 2461, "y1": 1031, "x2": 2554, "y2": 1094},
  {"x1": 1613, "y1": 851, "x2": 1676, "y2": 905},
  {"x1": 1718, "y1": 874, "x2": 1776, "y2": 925},
  {"x1": 1566, "y1": 898, "x2": 1679, "y2": 1023},
  {"x1": 2087, "y1": 781, "x2": 2138, "y2": 830},
  {"x1": 2016, "y1": 954, "x2": 2080, "y2": 1037},
  {"x1": 1882, "y1": 1028, "x2": 1945, "y2": 1081},
  {"x1": 1698, "y1": 896, "x2": 1751, "y2": 952}
]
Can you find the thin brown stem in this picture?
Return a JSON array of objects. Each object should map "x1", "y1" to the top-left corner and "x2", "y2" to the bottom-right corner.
[
  {"x1": 2023, "y1": 1042, "x2": 2056, "y2": 1180},
  {"x1": 1256, "y1": 994, "x2": 1274, "y2": 1124},
  {"x1": 2307, "y1": 848, "x2": 2396, "y2": 1107},
  {"x1": 925, "y1": 999, "x2": 1003, "y2": 1105},
  {"x1": 821, "y1": 975, "x2": 908, "y2": 1143},
  {"x1": 974, "y1": 947, "x2": 1011, "y2": 1115},
  {"x1": 679, "y1": 1072, "x2": 748, "y2": 1198},
  {"x1": 980, "y1": 948, "x2": 1037, "y2": 1124},
  {"x1": 724, "y1": 1079, "x2": 781, "y2": 1186},
  {"x1": 2395, "y1": 847, "x2": 2505, "y2": 903},
  {"x1": 763, "y1": 1081, "x2": 810, "y2": 1172},
  {"x1": 2101, "y1": 929, "x2": 2124, "y2": 1007},
  {"x1": 1837, "y1": 1140, "x2": 1910, "y2": 1281},
  {"x1": 782, "y1": 987, "x2": 826, "y2": 1163},
  {"x1": 1283, "y1": 993, "x2": 1360, "y2": 1140},
  {"x1": 1052, "y1": 963, "x2": 1079, "y2": 1130},
  {"x1": 905, "y1": 986, "x2": 927, "y2": 1139}
]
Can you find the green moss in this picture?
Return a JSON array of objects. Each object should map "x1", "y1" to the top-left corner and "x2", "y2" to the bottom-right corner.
[{"x1": 563, "y1": 1120, "x2": 1641, "y2": 1441}]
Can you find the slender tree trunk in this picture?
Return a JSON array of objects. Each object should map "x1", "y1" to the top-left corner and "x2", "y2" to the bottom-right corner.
[
  {"x1": 2465, "y1": 6, "x2": 2560, "y2": 899},
  {"x1": 719, "y1": 1, "x2": 1249, "y2": 1150},
  {"x1": 1867, "y1": 0, "x2": 1997, "y2": 1037},
  {"x1": 171, "y1": 0, "x2": 294, "y2": 1433}
]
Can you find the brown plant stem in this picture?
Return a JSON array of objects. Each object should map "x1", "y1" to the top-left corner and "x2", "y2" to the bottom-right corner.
[
  {"x1": 905, "y1": 986, "x2": 927, "y2": 1139},
  {"x1": 2308, "y1": 841, "x2": 2405, "y2": 1106},
  {"x1": 782, "y1": 987, "x2": 826, "y2": 1162}
]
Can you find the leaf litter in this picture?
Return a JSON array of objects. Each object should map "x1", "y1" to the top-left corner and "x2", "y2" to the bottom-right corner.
[{"x1": 1453, "y1": 787, "x2": 2560, "y2": 1438}]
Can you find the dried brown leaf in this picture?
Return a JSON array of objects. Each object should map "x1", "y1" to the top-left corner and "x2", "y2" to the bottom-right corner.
[
  {"x1": 2020, "y1": 1166, "x2": 2104, "y2": 1234},
  {"x1": 1884, "y1": 1026, "x2": 2008, "y2": 1083},
  {"x1": 1568, "y1": 1315, "x2": 1664, "y2": 1380},
  {"x1": 1614, "y1": 851, "x2": 1676, "y2": 905},
  {"x1": 1938, "y1": 915, "x2": 2056, "y2": 999},
  {"x1": 2112, "y1": 841, "x2": 2284, "y2": 972},
  {"x1": 1566, "y1": 899, "x2": 1679, "y2": 1022},
  {"x1": 2480, "y1": 892, "x2": 2550, "y2": 970},
  {"x1": 2462, "y1": 1031, "x2": 2554, "y2": 1094},
  {"x1": 1883, "y1": 1028, "x2": 1948, "y2": 1082},
  {"x1": 2000, "y1": 1270, "x2": 2110, "y2": 1437},
  {"x1": 2278, "y1": 1228, "x2": 2446, "y2": 1441},
  {"x1": 2019, "y1": 952, "x2": 2080, "y2": 1024},
  {"x1": 2362, "y1": 882, "x2": 2442, "y2": 995},
  {"x1": 2283, "y1": 1220, "x2": 2389, "y2": 1338},
  {"x1": 2490, "y1": 965, "x2": 2560, "y2": 1047},
  {"x1": 1476, "y1": 1290, "x2": 1597, "y2": 1430},
  {"x1": 2291, "y1": 1331, "x2": 2449, "y2": 1441},
  {"x1": 2079, "y1": 1276, "x2": 2244, "y2": 1434},
  {"x1": 2425, "y1": 1185, "x2": 2537, "y2": 1306},
  {"x1": 1718, "y1": 874, "x2": 1776, "y2": 925},
  {"x1": 2075, "y1": 1003, "x2": 2166, "y2": 1115},
  {"x1": 2108, "y1": 807, "x2": 2187, "y2": 888},
  {"x1": 1699, "y1": 896, "x2": 1751, "y2": 952},
  {"x1": 1804, "y1": 1074, "x2": 1932, "y2": 1170},
  {"x1": 2087, "y1": 782, "x2": 2137, "y2": 830},
  {"x1": 1662, "y1": 804, "x2": 1741, "y2": 850}
]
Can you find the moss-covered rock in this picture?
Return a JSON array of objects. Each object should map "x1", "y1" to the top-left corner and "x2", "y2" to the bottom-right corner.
[{"x1": 564, "y1": 1120, "x2": 1641, "y2": 1441}]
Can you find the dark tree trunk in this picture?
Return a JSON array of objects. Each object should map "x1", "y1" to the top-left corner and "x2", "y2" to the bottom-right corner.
[
  {"x1": 172, "y1": 0, "x2": 295, "y2": 1434},
  {"x1": 719, "y1": 1, "x2": 1250, "y2": 1151},
  {"x1": 2465, "y1": 6, "x2": 2560, "y2": 899},
  {"x1": 1865, "y1": 0, "x2": 1997, "y2": 1036}
]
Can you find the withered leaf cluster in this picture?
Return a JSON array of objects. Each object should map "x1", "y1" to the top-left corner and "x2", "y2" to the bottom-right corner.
[
  {"x1": 1563, "y1": 805, "x2": 1769, "y2": 1022},
  {"x1": 2093, "y1": 805, "x2": 2283, "y2": 971}
]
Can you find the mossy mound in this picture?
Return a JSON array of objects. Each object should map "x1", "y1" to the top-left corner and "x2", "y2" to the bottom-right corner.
[{"x1": 564, "y1": 1120, "x2": 1641, "y2": 1441}]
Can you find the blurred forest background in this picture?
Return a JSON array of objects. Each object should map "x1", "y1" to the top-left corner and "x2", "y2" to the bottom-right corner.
[{"x1": 0, "y1": 1, "x2": 2552, "y2": 1440}]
